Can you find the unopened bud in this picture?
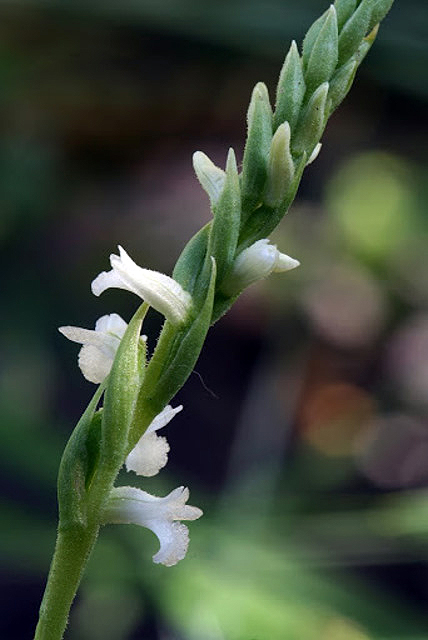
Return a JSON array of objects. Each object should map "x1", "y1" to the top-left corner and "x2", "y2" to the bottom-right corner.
[
  {"x1": 241, "y1": 82, "x2": 273, "y2": 213},
  {"x1": 292, "y1": 82, "x2": 329, "y2": 157},
  {"x1": 192, "y1": 151, "x2": 226, "y2": 206},
  {"x1": 274, "y1": 40, "x2": 305, "y2": 131},
  {"x1": 305, "y1": 5, "x2": 338, "y2": 95},
  {"x1": 264, "y1": 122, "x2": 295, "y2": 208},
  {"x1": 222, "y1": 238, "x2": 299, "y2": 296}
]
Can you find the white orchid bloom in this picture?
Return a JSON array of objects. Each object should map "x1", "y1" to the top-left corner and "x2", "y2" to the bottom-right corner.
[
  {"x1": 59, "y1": 313, "x2": 143, "y2": 384},
  {"x1": 222, "y1": 238, "x2": 299, "y2": 296},
  {"x1": 103, "y1": 485, "x2": 202, "y2": 566},
  {"x1": 125, "y1": 405, "x2": 183, "y2": 477},
  {"x1": 91, "y1": 246, "x2": 192, "y2": 326}
]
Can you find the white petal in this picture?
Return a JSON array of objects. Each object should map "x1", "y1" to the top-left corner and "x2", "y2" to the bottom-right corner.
[
  {"x1": 78, "y1": 344, "x2": 112, "y2": 383},
  {"x1": 91, "y1": 268, "x2": 130, "y2": 297},
  {"x1": 146, "y1": 404, "x2": 183, "y2": 434},
  {"x1": 125, "y1": 405, "x2": 183, "y2": 476},
  {"x1": 103, "y1": 485, "x2": 203, "y2": 567},
  {"x1": 125, "y1": 432, "x2": 170, "y2": 477},
  {"x1": 59, "y1": 313, "x2": 129, "y2": 383},
  {"x1": 92, "y1": 246, "x2": 192, "y2": 326},
  {"x1": 95, "y1": 313, "x2": 128, "y2": 337}
]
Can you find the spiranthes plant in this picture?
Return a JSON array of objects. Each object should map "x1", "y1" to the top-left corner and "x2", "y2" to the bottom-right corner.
[{"x1": 33, "y1": 1, "x2": 395, "y2": 638}]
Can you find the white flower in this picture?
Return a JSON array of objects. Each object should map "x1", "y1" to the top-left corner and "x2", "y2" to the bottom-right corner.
[
  {"x1": 222, "y1": 238, "x2": 300, "y2": 296},
  {"x1": 125, "y1": 405, "x2": 183, "y2": 477},
  {"x1": 103, "y1": 485, "x2": 203, "y2": 566},
  {"x1": 58, "y1": 313, "x2": 141, "y2": 383},
  {"x1": 91, "y1": 246, "x2": 192, "y2": 326}
]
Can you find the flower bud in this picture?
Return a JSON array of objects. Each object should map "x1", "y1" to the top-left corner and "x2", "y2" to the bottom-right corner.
[
  {"x1": 305, "y1": 5, "x2": 338, "y2": 95},
  {"x1": 274, "y1": 40, "x2": 305, "y2": 131},
  {"x1": 241, "y1": 82, "x2": 273, "y2": 213},
  {"x1": 328, "y1": 58, "x2": 358, "y2": 114},
  {"x1": 192, "y1": 151, "x2": 226, "y2": 206},
  {"x1": 337, "y1": 0, "x2": 371, "y2": 65},
  {"x1": 264, "y1": 122, "x2": 295, "y2": 209},
  {"x1": 222, "y1": 238, "x2": 299, "y2": 296},
  {"x1": 292, "y1": 82, "x2": 329, "y2": 157}
]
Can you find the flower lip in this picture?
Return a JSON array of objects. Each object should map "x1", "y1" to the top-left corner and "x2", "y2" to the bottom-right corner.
[
  {"x1": 103, "y1": 485, "x2": 202, "y2": 566},
  {"x1": 125, "y1": 405, "x2": 183, "y2": 477}
]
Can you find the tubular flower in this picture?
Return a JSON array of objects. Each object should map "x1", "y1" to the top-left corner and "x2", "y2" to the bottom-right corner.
[
  {"x1": 58, "y1": 313, "x2": 142, "y2": 383},
  {"x1": 222, "y1": 238, "x2": 300, "y2": 296},
  {"x1": 103, "y1": 485, "x2": 202, "y2": 567},
  {"x1": 125, "y1": 405, "x2": 183, "y2": 477},
  {"x1": 91, "y1": 245, "x2": 193, "y2": 325}
]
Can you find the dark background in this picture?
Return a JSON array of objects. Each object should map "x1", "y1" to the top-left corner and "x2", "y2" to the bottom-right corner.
[{"x1": 1, "y1": 1, "x2": 428, "y2": 638}]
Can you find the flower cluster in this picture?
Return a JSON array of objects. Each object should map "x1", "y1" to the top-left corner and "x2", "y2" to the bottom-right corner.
[
  {"x1": 60, "y1": 247, "x2": 202, "y2": 566},
  {"x1": 60, "y1": 241, "x2": 298, "y2": 565}
]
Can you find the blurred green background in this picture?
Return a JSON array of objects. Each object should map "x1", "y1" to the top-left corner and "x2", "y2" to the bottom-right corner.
[{"x1": 1, "y1": 0, "x2": 428, "y2": 638}]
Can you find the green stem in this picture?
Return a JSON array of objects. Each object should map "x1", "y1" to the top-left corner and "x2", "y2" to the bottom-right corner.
[{"x1": 34, "y1": 525, "x2": 99, "y2": 640}]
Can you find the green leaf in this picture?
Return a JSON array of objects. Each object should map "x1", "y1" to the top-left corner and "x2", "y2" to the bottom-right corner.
[
  {"x1": 241, "y1": 82, "x2": 273, "y2": 216},
  {"x1": 100, "y1": 304, "x2": 147, "y2": 471},
  {"x1": 304, "y1": 5, "x2": 338, "y2": 96},
  {"x1": 208, "y1": 149, "x2": 241, "y2": 286},
  {"x1": 334, "y1": 0, "x2": 357, "y2": 31},
  {"x1": 264, "y1": 122, "x2": 295, "y2": 209},
  {"x1": 173, "y1": 223, "x2": 211, "y2": 297},
  {"x1": 338, "y1": 0, "x2": 371, "y2": 65},
  {"x1": 302, "y1": 8, "x2": 330, "y2": 68},
  {"x1": 356, "y1": 23, "x2": 379, "y2": 64},
  {"x1": 368, "y1": 0, "x2": 394, "y2": 32},
  {"x1": 129, "y1": 259, "x2": 217, "y2": 448},
  {"x1": 328, "y1": 58, "x2": 358, "y2": 115},
  {"x1": 292, "y1": 82, "x2": 329, "y2": 157},
  {"x1": 237, "y1": 152, "x2": 307, "y2": 250},
  {"x1": 57, "y1": 383, "x2": 105, "y2": 529},
  {"x1": 274, "y1": 41, "x2": 305, "y2": 132}
]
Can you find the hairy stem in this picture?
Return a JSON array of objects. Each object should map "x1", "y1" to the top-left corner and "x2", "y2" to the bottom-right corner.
[{"x1": 33, "y1": 525, "x2": 99, "y2": 640}]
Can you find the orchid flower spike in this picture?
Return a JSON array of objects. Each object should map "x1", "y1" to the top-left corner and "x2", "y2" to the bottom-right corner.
[
  {"x1": 91, "y1": 246, "x2": 193, "y2": 325},
  {"x1": 103, "y1": 485, "x2": 202, "y2": 566},
  {"x1": 59, "y1": 313, "x2": 143, "y2": 383},
  {"x1": 222, "y1": 238, "x2": 300, "y2": 296},
  {"x1": 125, "y1": 405, "x2": 183, "y2": 477}
]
